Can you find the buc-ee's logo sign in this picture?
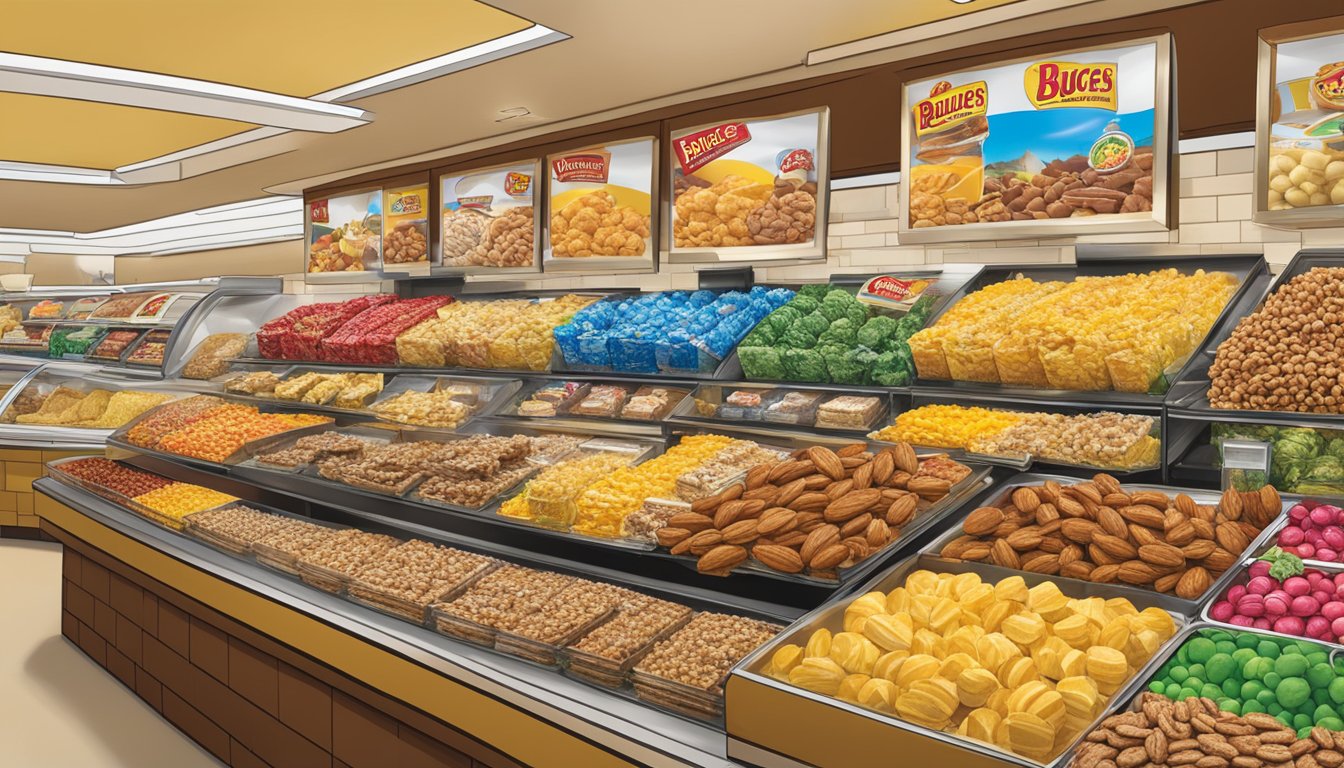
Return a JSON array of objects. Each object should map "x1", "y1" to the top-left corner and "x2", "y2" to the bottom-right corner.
[
  {"x1": 1025, "y1": 61, "x2": 1118, "y2": 110},
  {"x1": 912, "y1": 80, "x2": 988, "y2": 136}
]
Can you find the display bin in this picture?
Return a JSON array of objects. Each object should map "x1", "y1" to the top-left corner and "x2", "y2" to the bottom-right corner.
[
  {"x1": 562, "y1": 606, "x2": 695, "y2": 689},
  {"x1": 1166, "y1": 249, "x2": 1344, "y2": 488},
  {"x1": 349, "y1": 557, "x2": 500, "y2": 627},
  {"x1": 1199, "y1": 556, "x2": 1344, "y2": 647},
  {"x1": 668, "y1": 383, "x2": 898, "y2": 442},
  {"x1": 658, "y1": 427, "x2": 994, "y2": 586},
  {"x1": 181, "y1": 500, "x2": 322, "y2": 559},
  {"x1": 922, "y1": 472, "x2": 1288, "y2": 616},
  {"x1": 725, "y1": 552, "x2": 1189, "y2": 768},
  {"x1": 910, "y1": 251, "x2": 1270, "y2": 410}
]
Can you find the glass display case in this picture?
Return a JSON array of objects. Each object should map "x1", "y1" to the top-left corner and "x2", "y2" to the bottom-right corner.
[{"x1": 0, "y1": 361, "x2": 192, "y2": 447}]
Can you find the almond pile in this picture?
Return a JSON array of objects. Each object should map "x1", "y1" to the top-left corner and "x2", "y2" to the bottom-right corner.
[
  {"x1": 1070, "y1": 693, "x2": 1344, "y2": 768},
  {"x1": 940, "y1": 476, "x2": 1280, "y2": 599},
  {"x1": 656, "y1": 442, "x2": 970, "y2": 578}
]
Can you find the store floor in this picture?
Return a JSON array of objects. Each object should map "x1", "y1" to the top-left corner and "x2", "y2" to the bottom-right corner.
[{"x1": 1, "y1": 538, "x2": 221, "y2": 768}]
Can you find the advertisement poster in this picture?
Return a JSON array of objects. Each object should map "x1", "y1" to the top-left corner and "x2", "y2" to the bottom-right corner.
[
  {"x1": 1259, "y1": 29, "x2": 1344, "y2": 221},
  {"x1": 438, "y1": 160, "x2": 539, "y2": 272},
  {"x1": 544, "y1": 137, "x2": 655, "y2": 271},
  {"x1": 668, "y1": 108, "x2": 828, "y2": 261},
  {"x1": 900, "y1": 37, "x2": 1171, "y2": 241},
  {"x1": 382, "y1": 183, "x2": 431, "y2": 268},
  {"x1": 306, "y1": 189, "x2": 381, "y2": 273}
]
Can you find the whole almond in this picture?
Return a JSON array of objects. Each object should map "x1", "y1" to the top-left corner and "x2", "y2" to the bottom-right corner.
[
  {"x1": 1073, "y1": 482, "x2": 1104, "y2": 505},
  {"x1": 1167, "y1": 521, "x2": 1198, "y2": 546},
  {"x1": 1177, "y1": 566, "x2": 1212, "y2": 599},
  {"x1": 1038, "y1": 533, "x2": 1065, "y2": 553},
  {"x1": 964, "y1": 506, "x2": 1006, "y2": 536},
  {"x1": 1155, "y1": 570, "x2": 1184, "y2": 593},
  {"x1": 686, "y1": 529, "x2": 725, "y2": 556},
  {"x1": 961, "y1": 543, "x2": 992, "y2": 561},
  {"x1": 721, "y1": 519, "x2": 760, "y2": 545},
  {"x1": 1023, "y1": 553, "x2": 1061, "y2": 574},
  {"x1": 1191, "y1": 518, "x2": 1216, "y2": 539},
  {"x1": 991, "y1": 539, "x2": 1021, "y2": 569},
  {"x1": 1093, "y1": 533, "x2": 1139, "y2": 560},
  {"x1": 841, "y1": 536, "x2": 871, "y2": 562},
  {"x1": 1140, "y1": 543, "x2": 1186, "y2": 568},
  {"x1": 1204, "y1": 547, "x2": 1238, "y2": 572},
  {"x1": 866, "y1": 519, "x2": 891, "y2": 548},
  {"x1": 825, "y1": 479, "x2": 854, "y2": 501},
  {"x1": 907, "y1": 476, "x2": 951, "y2": 500},
  {"x1": 697, "y1": 545, "x2": 746, "y2": 574},
  {"x1": 1093, "y1": 473, "x2": 1122, "y2": 495},
  {"x1": 1062, "y1": 560, "x2": 1095, "y2": 580},
  {"x1": 809, "y1": 544, "x2": 849, "y2": 570},
  {"x1": 1061, "y1": 518, "x2": 1101, "y2": 544},
  {"x1": 1220, "y1": 488, "x2": 1244, "y2": 520},
  {"x1": 741, "y1": 485, "x2": 779, "y2": 506},
  {"x1": 776, "y1": 478, "x2": 807, "y2": 508},
  {"x1": 1215, "y1": 522, "x2": 1250, "y2": 555},
  {"x1": 890, "y1": 443, "x2": 919, "y2": 475},
  {"x1": 752, "y1": 543, "x2": 804, "y2": 573},
  {"x1": 1104, "y1": 492, "x2": 1134, "y2": 508},
  {"x1": 1130, "y1": 523, "x2": 1163, "y2": 547},
  {"x1": 1099, "y1": 506, "x2": 1129, "y2": 538},
  {"x1": 1259, "y1": 485, "x2": 1282, "y2": 518},
  {"x1": 839, "y1": 456, "x2": 867, "y2": 469},
  {"x1": 768, "y1": 531, "x2": 809, "y2": 549},
  {"x1": 824, "y1": 489, "x2": 883, "y2": 523},
  {"x1": 801, "y1": 525, "x2": 841, "y2": 563},
  {"x1": 840, "y1": 513, "x2": 874, "y2": 539},
  {"x1": 792, "y1": 492, "x2": 830, "y2": 513},
  {"x1": 745, "y1": 464, "x2": 770, "y2": 490},
  {"x1": 656, "y1": 527, "x2": 691, "y2": 548},
  {"x1": 757, "y1": 508, "x2": 799, "y2": 537},
  {"x1": 850, "y1": 462, "x2": 874, "y2": 490},
  {"x1": 886, "y1": 494, "x2": 918, "y2": 527},
  {"x1": 1183, "y1": 539, "x2": 1216, "y2": 560},
  {"x1": 794, "y1": 511, "x2": 824, "y2": 531},
  {"x1": 870, "y1": 452, "x2": 895, "y2": 486},
  {"x1": 1057, "y1": 496, "x2": 1087, "y2": 518},
  {"x1": 1007, "y1": 527, "x2": 1045, "y2": 551},
  {"x1": 1131, "y1": 490, "x2": 1170, "y2": 508},
  {"x1": 940, "y1": 535, "x2": 979, "y2": 559},
  {"x1": 803, "y1": 474, "x2": 831, "y2": 490},
  {"x1": 887, "y1": 470, "x2": 912, "y2": 490},
  {"x1": 767, "y1": 460, "x2": 813, "y2": 485},
  {"x1": 1012, "y1": 487, "x2": 1041, "y2": 513},
  {"x1": 836, "y1": 443, "x2": 867, "y2": 458},
  {"x1": 1118, "y1": 560, "x2": 1159, "y2": 584},
  {"x1": 807, "y1": 446, "x2": 845, "y2": 481},
  {"x1": 1120, "y1": 504, "x2": 1167, "y2": 529},
  {"x1": 713, "y1": 502, "x2": 749, "y2": 530},
  {"x1": 1090, "y1": 543, "x2": 1122, "y2": 566}
]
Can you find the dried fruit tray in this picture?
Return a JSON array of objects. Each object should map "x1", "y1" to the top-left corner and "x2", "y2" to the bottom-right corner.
[
  {"x1": 726, "y1": 553, "x2": 1189, "y2": 768},
  {"x1": 922, "y1": 473, "x2": 1286, "y2": 617}
]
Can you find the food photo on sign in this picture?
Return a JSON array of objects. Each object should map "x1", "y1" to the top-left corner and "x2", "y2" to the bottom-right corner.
[
  {"x1": 900, "y1": 35, "x2": 1173, "y2": 241},
  {"x1": 306, "y1": 190, "x2": 382, "y2": 273},
  {"x1": 438, "y1": 161, "x2": 540, "y2": 273},
  {"x1": 545, "y1": 137, "x2": 655, "y2": 270},
  {"x1": 668, "y1": 108, "x2": 828, "y2": 261}
]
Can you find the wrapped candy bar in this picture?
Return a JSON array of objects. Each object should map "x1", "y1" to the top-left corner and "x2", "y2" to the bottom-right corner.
[
  {"x1": 256, "y1": 294, "x2": 396, "y2": 360},
  {"x1": 814, "y1": 395, "x2": 884, "y2": 430}
]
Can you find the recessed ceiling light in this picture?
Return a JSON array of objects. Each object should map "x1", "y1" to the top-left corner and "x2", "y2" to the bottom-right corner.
[{"x1": 951, "y1": 0, "x2": 976, "y2": 4}]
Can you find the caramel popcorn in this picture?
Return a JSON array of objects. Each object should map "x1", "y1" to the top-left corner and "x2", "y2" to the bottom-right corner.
[
  {"x1": 500, "y1": 452, "x2": 633, "y2": 528},
  {"x1": 672, "y1": 175, "x2": 773, "y2": 248},
  {"x1": 550, "y1": 191, "x2": 650, "y2": 258},
  {"x1": 370, "y1": 390, "x2": 472, "y2": 428}
]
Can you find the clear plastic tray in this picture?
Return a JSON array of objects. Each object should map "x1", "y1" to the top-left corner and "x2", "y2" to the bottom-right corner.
[
  {"x1": 493, "y1": 604, "x2": 618, "y2": 667},
  {"x1": 563, "y1": 607, "x2": 694, "y2": 689}
]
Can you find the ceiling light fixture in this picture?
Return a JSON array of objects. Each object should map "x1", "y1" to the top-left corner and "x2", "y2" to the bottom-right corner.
[
  {"x1": 0, "y1": 52, "x2": 372, "y2": 132},
  {"x1": 951, "y1": 0, "x2": 976, "y2": 4}
]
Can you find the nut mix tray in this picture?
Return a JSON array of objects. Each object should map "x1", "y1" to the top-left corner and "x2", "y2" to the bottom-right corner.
[
  {"x1": 928, "y1": 474, "x2": 1286, "y2": 615},
  {"x1": 347, "y1": 539, "x2": 500, "y2": 625},
  {"x1": 631, "y1": 612, "x2": 782, "y2": 720}
]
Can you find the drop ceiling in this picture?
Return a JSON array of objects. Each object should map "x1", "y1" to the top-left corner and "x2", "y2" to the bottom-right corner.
[{"x1": 0, "y1": 0, "x2": 1207, "y2": 234}]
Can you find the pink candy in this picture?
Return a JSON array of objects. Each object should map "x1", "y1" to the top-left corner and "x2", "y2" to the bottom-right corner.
[{"x1": 1213, "y1": 561, "x2": 1344, "y2": 643}]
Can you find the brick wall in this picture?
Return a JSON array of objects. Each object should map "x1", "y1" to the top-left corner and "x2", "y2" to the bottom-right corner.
[{"x1": 0, "y1": 448, "x2": 87, "y2": 532}]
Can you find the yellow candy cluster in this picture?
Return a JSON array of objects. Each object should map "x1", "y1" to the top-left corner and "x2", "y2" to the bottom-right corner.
[
  {"x1": 908, "y1": 270, "x2": 1237, "y2": 392},
  {"x1": 133, "y1": 483, "x2": 238, "y2": 528},
  {"x1": 869, "y1": 405, "x2": 1023, "y2": 449},
  {"x1": 396, "y1": 295, "x2": 595, "y2": 370},
  {"x1": 571, "y1": 435, "x2": 734, "y2": 538},
  {"x1": 770, "y1": 571, "x2": 1177, "y2": 762},
  {"x1": 499, "y1": 452, "x2": 633, "y2": 528}
]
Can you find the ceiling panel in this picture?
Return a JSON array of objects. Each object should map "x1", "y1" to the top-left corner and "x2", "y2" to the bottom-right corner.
[
  {"x1": 0, "y1": 0, "x2": 532, "y2": 97},
  {"x1": 0, "y1": 93, "x2": 254, "y2": 169}
]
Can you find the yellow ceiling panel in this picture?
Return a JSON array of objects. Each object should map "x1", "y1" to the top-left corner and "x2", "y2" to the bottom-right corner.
[
  {"x1": 0, "y1": 93, "x2": 254, "y2": 169},
  {"x1": 884, "y1": 0, "x2": 1027, "y2": 30},
  {"x1": 0, "y1": 0, "x2": 532, "y2": 97}
]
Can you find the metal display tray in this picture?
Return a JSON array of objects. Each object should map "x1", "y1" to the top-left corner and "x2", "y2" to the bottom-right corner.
[
  {"x1": 725, "y1": 552, "x2": 1190, "y2": 768},
  {"x1": 1164, "y1": 249, "x2": 1344, "y2": 421},
  {"x1": 910, "y1": 253, "x2": 1269, "y2": 408},
  {"x1": 920, "y1": 472, "x2": 1287, "y2": 616},
  {"x1": 1200, "y1": 556, "x2": 1344, "y2": 649}
]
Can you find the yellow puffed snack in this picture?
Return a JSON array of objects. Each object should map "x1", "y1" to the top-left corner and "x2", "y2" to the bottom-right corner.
[
  {"x1": 872, "y1": 650, "x2": 910, "y2": 683},
  {"x1": 1059, "y1": 648, "x2": 1088, "y2": 678},
  {"x1": 806, "y1": 628, "x2": 833, "y2": 659},
  {"x1": 946, "y1": 625, "x2": 984, "y2": 658},
  {"x1": 1085, "y1": 645, "x2": 1129, "y2": 694},
  {"x1": 1000, "y1": 611, "x2": 1047, "y2": 646},
  {"x1": 928, "y1": 597, "x2": 963, "y2": 634},
  {"x1": 948, "y1": 572, "x2": 983, "y2": 599},
  {"x1": 909, "y1": 594, "x2": 936, "y2": 629},
  {"x1": 886, "y1": 586, "x2": 912, "y2": 615},
  {"x1": 857, "y1": 677, "x2": 900, "y2": 714},
  {"x1": 1097, "y1": 618, "x2": 1132, "y2": 651},
  {"x1": 896, "y1": 678, "x2": 959, "y2": 729},
  {"x1": 894, "y1": 654, "x2": 940, "y2": 687},
  {"x1": 1055, "y1": 676, "x2": 1100, "y2": 721},
  {"x1": 845, "y1": 592, "x2": 889, "y2": 633},
  {"x1": 1004, "y1": 711, "x2": 1057, "y2": 760},
  {"x1": 1104, "y1": 596, "x2": 1140, "y2": 617},
  {"x1": 958, "y1": 707, "x2": 1002, "y2": 743},
  {"x1": 1008, "y1": 681, "x2": 1066, "y2": 729},
  {"x1": 994, "y1": 575, "x2": 1029, "y2": 603},
  {"x1": 771, "y1": 644, "x2": 803, "y2": 679},
  {"x1": 830, "y1": 632, "x2": 881, "y2": 675},
  {"x1": 976, "y1": 633, "x2": 1021, "y2": 672},
  {"x1": 959, "y1": 582, "x2": 995, "y2": 615},
  {"x1": 981, "y1": 600, "x2": 1018, "y2": 633},
  {"x1": 911, "y1": 628, "x2": 946, "y2": 657},
  {"x1": 985, "y1": 687, "x2": 1012, "y2": 716},
  {"x1": 1070, "y1": 596, "x2": 1110, "y2": 627},
  {"x1": 789, "y1": 656, "x2": 847, "y2": 695},
  {"x1": 1135, "y1": 606, "x2": 1176, "y2": 636},
  {"x1": 937, "y1": 652, "x2": 978, "y2": 681},
  {"x1": 905, "y1": 569, "x2": 941, "y2": 595},
  {"x1": 956, "y1": 667, "x2": 1001, "y2": 707},
  {"x1": 998, "y1": 656, "x2": 1039, "y2": 688},
  {"x1": 1033, "y1": 636, "x2": 1073, "y2": 680},
  {"x1": 837, "y1": 673, "x2": 871, "y2": 703},
  {"x1": 1053, "y1": 614, "x2": 1097, "y2": 649},
  {"x1": 1125, "y1": 628, "x2": 1163, "y2": 667},
  {"x1": 1027, "y1": 581, "x2": 1070, "y2": 621},
  {"x1": 863, "y1": 612, "x2": 914, "y2": 652}
]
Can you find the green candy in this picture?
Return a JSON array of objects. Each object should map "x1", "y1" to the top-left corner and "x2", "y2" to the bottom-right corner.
[
  {"x1": 1187, "y1": 638, "x2": 1217, "y2": 664},
  {"x1": 1330, "y1": 678, "x2": 1344, "y2": 705},
  {"x1": 1232, "y1": 648, "x2": 1258, "y2": 665},
  {"x1": 1258, "y1": 689, "x2": 1279, "y2": 706},
  {"x1": 1312, "y1": 664, "x2": 1339, "y2": 691},
  {"x1": 1207, "y1": 654, "x2": 1237, "y2": 684},
  {"x1": 1277, "y1": 677, "x2": 1313, "y2": 709},
  {"x1": 1320, "y1": 717, "x2": 1344, "y2": 731},
  {"x1": 1242, "y1": 680, "x2": 1266, "y2": 699},
  {"x1": 1258, "y1": 641, "x2": 1282, "y2": 659},
  {"x1": 1236, "y1": 633, "x2": 1261, "y2": 649},
  {"x1": 1264, "y1": 672, "x2": 1283, "y2": 690},
  {"x1": 1222, "y1": 679, "x2": 1241, "y2": 698},
  {"x1": 1275, "y1": 654, "x2": 1310, "y2": 679},
  {"x1": 1294, "y1": 713, "x2": 1314, "y2": 730},
  {"x1": 1169, "y1": 665, "x2": 1190, "y2": 683},
  {"x1": 1241, "y1": 700, "x2": 1266, "y2": 714},
  {"x1": 1315, "y1": 704, "x2": 1339, "y2": 722},
  {"x1": 1149, "y1": 680, "x2": 1167, "y2": 695},
  {"x1": 1188, "y1": 664, "x2": 1207, "y2": 681},
  {"x1": 1219, "y1": 699, "x2": 1241, "y2": 715},
  {"x1": 1166, "y1": 683, "x2": 1183, "y2": 700},
  {"x1": 1201, "y1": 683, "x2": 1224, "y2": 700}
]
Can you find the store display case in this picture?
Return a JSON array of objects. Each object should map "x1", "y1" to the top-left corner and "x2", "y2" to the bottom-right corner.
[
  {"x1": 669, "y1": 382, "x2": 893, "y2": 439},
  {"x1": 0, "y1": 362, "x2": 191, "y2": 449}
]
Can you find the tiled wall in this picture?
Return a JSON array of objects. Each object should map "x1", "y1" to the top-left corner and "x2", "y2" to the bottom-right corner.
[{"x1": 0, "y1": 448, "x2": 87, "y2": 531}]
